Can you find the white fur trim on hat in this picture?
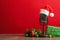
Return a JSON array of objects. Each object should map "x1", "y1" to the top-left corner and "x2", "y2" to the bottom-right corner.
[{"x1": 40, "y1": 9, "x2": 49, "y2": 16}]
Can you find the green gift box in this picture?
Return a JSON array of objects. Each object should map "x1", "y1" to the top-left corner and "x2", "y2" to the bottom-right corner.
[{"x1": 46, "y1": 26, "x2": 60, "y2": 36}]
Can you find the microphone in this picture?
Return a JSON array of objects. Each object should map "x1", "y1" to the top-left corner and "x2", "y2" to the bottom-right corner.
[{"x1": 40, "y1": 13, "x2": 48, "y2": 23}]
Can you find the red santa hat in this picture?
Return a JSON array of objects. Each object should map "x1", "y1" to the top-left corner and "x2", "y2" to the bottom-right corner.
[{"x1": 40, "y1": 5, "x2": 54, "y2": 17}]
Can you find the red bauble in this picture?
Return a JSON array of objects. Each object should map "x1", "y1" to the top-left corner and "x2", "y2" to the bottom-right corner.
[{"x1": 30, "y1": 32, "x2": 34, "y2": 37}]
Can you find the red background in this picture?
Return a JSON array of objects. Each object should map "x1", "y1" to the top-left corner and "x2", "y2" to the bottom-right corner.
[{"x1": 0, "y1": 0, "x2": 60, "y2": 34}]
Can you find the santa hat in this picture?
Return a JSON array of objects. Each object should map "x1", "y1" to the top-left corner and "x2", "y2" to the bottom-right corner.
[{"x1": 40, "y1": 5, "x2": 54, "y2": 17}]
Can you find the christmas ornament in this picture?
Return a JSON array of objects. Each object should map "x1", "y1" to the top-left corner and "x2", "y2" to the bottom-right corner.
[
  {"x1": 25, "y1": 29, "x2": 43, "y2": 37},
  {"x1": 25, "y1": 34, "x2": 29, "y2": 37},
  {"x1": 30, "y1": 31, "x2": 35, "y2": 37}
]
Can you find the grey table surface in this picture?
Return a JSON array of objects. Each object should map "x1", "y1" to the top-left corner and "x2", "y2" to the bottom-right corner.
[{"x1": 0, "y1": 34, "x2": 60, "y2": 40}]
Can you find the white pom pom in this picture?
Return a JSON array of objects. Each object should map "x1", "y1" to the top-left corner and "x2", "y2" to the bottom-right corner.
[{"x1": 50, "y1": 13, "x2": 54, "y2": 17}]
